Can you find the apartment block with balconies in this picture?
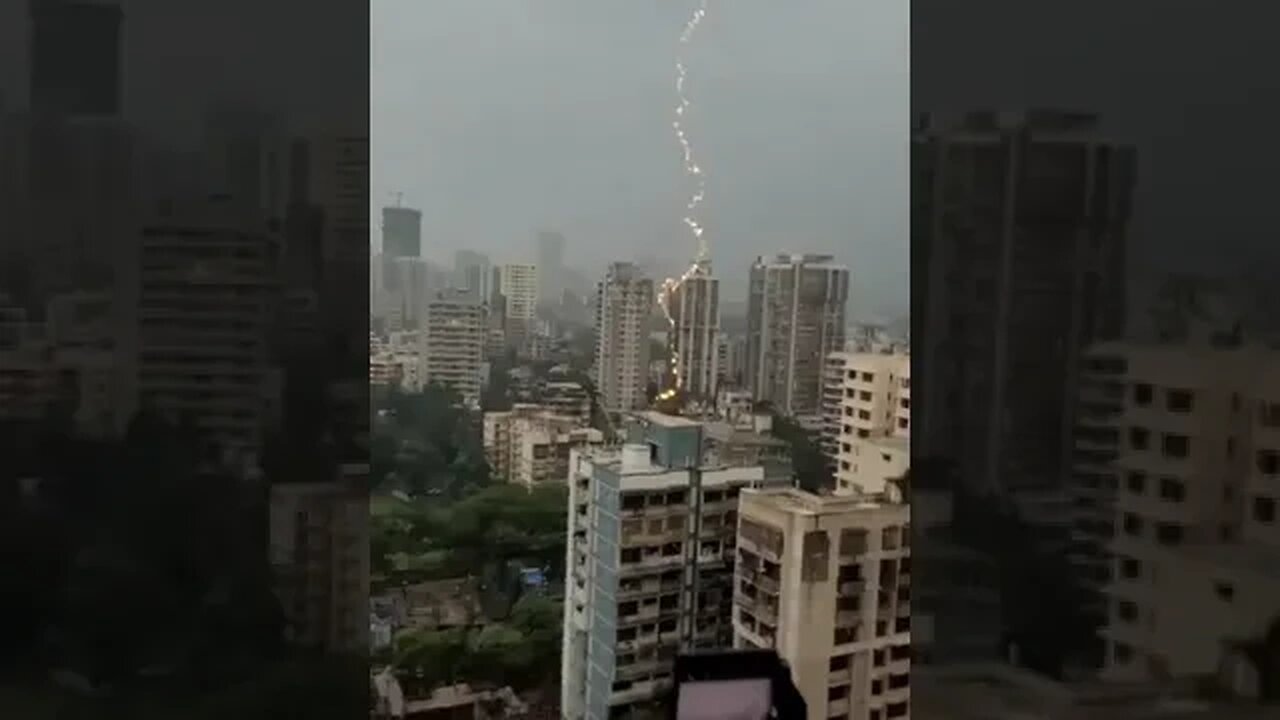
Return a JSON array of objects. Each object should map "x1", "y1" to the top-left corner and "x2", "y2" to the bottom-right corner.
[{"x1": 735, "y1": 488, "x2": 911, "y2": 720}]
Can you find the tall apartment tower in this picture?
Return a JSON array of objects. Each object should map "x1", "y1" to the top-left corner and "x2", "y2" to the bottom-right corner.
[
  {"x1": 746, "y1": 254, "x2": 849, "y2": 419},
  {"x1": 1077, "y1": 343, "x2": 1280, "y2": 682},
  {"x1": 664, "y1": 260, "x2": 720, "y2": 401},
  {"x1": 498, "y1": 262, "x2": 539, "y2": 351},
  {"x1": 735, "y1": 488, "x2": 912, "y2": 720},
  {"x1": 822, "y1": 351, "x2": 911, "y2": 496},
  {"x1": 561, "y1": 413, "x2": 768, "y2": 720},
  {"x1": 593, "y1": 262, "x2": 654, "y2": 414},
  {"x1": 29, "y1": 0, "x2": 123, "y2": 117},
  {"x1": 380, "y1": 205, "x2": 421, "y2": 259},
  {"x1": 134, "y1": 196, "x2": 279, "y2": 461},
  {"x1": 420, "y1": 289, "x2": 485, "y2": 409},
  {"x1": 912, "y1": 110, "x2": 1135, "y2": 496}
]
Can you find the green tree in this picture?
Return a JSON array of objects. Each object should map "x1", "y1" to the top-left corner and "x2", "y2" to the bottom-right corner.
[{"x1": 770, "y1": 414, "x2": 832, "y2": 492}]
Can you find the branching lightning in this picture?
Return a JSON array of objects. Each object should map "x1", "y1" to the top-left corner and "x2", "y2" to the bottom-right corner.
[{"x1": 657, "y1": 0, "x2": 711, "y2": 403}]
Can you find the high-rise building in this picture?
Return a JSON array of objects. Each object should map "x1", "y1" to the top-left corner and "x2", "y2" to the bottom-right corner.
[
  {"x1": 381, "y1": 205, "x2": 421, "y2": 259},
  {"x1": 498, "y1": 262, "x2": 539, "y2": 351},
  {"x1": 29, "y1": 0, "x2": 123, "y2": 117},
  {"x1": 746, "y1": 254, "x2": 849, "y2": 419},
  {"x1": 561, "y1": 413, "x2": 769, "y2": 720},
  {"x1": 268, "y1": 475, "x2": 370, "y2": 653},
  {"x1": 593, "y1": 262, "x2": 654, "y2": 414},
  {"x1": 454, "y1": 249, "x2": 491, "y2": 302},
  {"x1": 663, "y1": 261, "x2": 720, "y2": 401},
  {"x1": 482, "y1": 405, "x2": 603, "y2": 488},
  {"x1": 734, "y1": 487, "x2": 912, "y2": 720},
  {"x1": 912, "y1": 110, "x2": 1135, "y2": 496},
  {"x1": 1072, "y1": 342, "x2": 1280, "y2": 682},
  {"x1": 537, "y1": 231, "x2": 566, "y2": 303},
  {"x1": 822, "y1": 351, "x2": 911, "y2": 496},
  {"x1": 134, "y1": 195, "x2": 279, "y2": 460},
  {"x1": 420, "y1": 289, "x2": 485, "y2": 409}
]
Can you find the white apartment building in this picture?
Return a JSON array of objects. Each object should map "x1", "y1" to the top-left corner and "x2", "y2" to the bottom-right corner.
[
  {"x1": 562, "y1": 413, "x2": 770, "y2": 720},
  {"x1": 1084, "y1": 342, "x2": 1280, "y2": 683},
  {"x1": 735, "y1": 488, "x2": 912, "y2": 720},
  {"x1": 823, "y1": 351, "x2": 911, "y2": 496},
  {"x1": 540, "y1": 380, "x2": 592, "y2": 423},
  {"x1": 268, "y1": 473, "x2": 370, "y2": 653},
  {"x1": 593, "y1": 262, "x2": 654, "y2": 414},
  {"x1": 663, "y1": 263, "x2": 720, "y2": 401},
  {"x1": 420, "y1": 290, "x2": 485, "y2": 409},
  {"x1": 499, "y1": 262, "x2": 539, "y2": 321},
  {"x1": 483, "y1": 404, "x2": 603, "y2": 488},
  {"x1": 746, "y1": 254, "x2": 849, "y2": 419}
]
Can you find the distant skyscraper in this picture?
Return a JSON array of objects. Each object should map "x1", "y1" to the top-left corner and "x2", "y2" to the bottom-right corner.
[
  {"x1": 593, "y1": 262, "x2": 653, "y2": 413},
  {"x1": 454, "y1": 249, "x2": 490, "y2": 302},
  {"x1": 663, "y1": 260, "x2": 720, "y2": 400},
  {"x1": 912, "y1": 110, "x2": 1134, "y2": 496},
  {"x1": 536, "y1": 231, "x2": 565, "y2": 303},
  {"x1": 29, "y1": 0, "x2": 123, "y2": 117},
  {"x1": 380, "y1": 205, "x2": 421, "y2": 259},
  {"x1": 498, "y1": 263, "x2": 539, "y2": 352},
  {"x1": 746, "y1": 254, "x2": 849, "y2": 418}
]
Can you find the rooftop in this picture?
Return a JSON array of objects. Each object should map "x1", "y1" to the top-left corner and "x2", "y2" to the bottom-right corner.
[
  {"x1": 742, "y1": 486, "x2": 897, "y2": 516},
  {"x1": 633, "y1": 410, "x2": 702, "y2": 427}
]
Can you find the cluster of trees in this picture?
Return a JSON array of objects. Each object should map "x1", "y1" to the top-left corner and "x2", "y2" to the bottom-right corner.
[
  {"x1": 372, "y1": 384, "x2": 491, "y2": 499},
  {"x1": 392, "y1": 594, "x2": 562, "y2": 695},
  {"x1": 371, "y1": 483, "x2": 569, "y2": 588}
]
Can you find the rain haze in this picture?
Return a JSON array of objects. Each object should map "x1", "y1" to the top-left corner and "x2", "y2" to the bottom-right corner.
[{"x1": 372, "y1": 0, "x2": 909, "y2": 317}]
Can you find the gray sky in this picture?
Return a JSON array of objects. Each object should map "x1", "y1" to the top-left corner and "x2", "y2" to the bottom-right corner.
[{"x1": 372, "y1": 0, "x2": 909, "y2": 315}]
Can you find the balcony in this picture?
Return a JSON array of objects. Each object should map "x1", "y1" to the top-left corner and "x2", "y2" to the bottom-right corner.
[
  {"x1": 838, "y1": 579, "x2": 866, "y2": 597},
  {"x1": 835, "y1": 610, "x2": 861, "y2": 628}
]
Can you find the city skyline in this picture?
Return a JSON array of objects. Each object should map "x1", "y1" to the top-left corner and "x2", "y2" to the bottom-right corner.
[{"x1": 371, "y1": 0, "x2": 908, "y2": 315}]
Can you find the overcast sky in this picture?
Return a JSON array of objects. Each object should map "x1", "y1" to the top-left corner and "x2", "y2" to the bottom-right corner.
[{"x1": 372, "y1": 0, "x2": 909, "y2": 315}]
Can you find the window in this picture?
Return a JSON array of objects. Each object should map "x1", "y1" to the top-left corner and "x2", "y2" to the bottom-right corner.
[
  {"x1": 1155, "y1": 522, "x2": 1184, "y2": 546},
  {"x1": 1129, "y1": 427, "x2": 1150, "y2": 451},
  {"x1": 1159, "y1": 477, "x2": 1186, "y2": 503},
  {"x1": 1166, "y1": 389, "x2": 1193, "y2": 412},
  {"x1": 1117, "y1": 600, "x2": 1138, "y2": 623},
  {"x1": 1120, "y1": 557, "x2": 1140, "y2": 579},
  {"x1": 1113, "y1": 641, "x2": 1133, "y2": 664},
  {"x1": 1258, "y1": 450, "x2": 1280, "y2": 476},
  {"x1": 1133, "y1": 383, "x2": 1153, "y2": 406},
  {"x1": 1214, "y1": 582, "x2": 1235, "y2": 602},
  {"x1": 873, "y1": 649, "x2": 885, "y2": 666},
  {"x1": 1122, "y1": 513, "x2": 1143, "y2": 536},
  {"x1": 1126, "y1": 471, "x2": 1146, "y2": 494},
  {"x1": 829, "y1": 655, "x2": 851, "y2": 672},
  {"x1": 887, "y1": 702, "x2": 908, "y2": 718},
  {"x1": 1254, "y1": 496, "x2": 1277, "y2": 524},
  {"x1": 1162, "y1": 434, "x2": 1190, "y2": 459},
  {"x1": 859, "y1": 390, "x2": 873, "y2": 401},
  {"x1": 870, "y1": 679, "x2": 882, "y2": 695},
  {"x1": 861, "y1": 372, "x2": 874, "y2": 382},
  {"x1": 827, "y1": 685, "x2": 849, "y2": 701}
]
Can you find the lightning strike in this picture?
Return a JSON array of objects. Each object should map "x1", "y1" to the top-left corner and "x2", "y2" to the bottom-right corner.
[{"x1": 658, "y1": 0, "x2": 714, "y2": 403}]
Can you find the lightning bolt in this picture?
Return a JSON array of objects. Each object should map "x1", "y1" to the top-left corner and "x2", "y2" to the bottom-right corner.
[{"x1": 657, "y1": 0, "x2": 711, "y2": 403}]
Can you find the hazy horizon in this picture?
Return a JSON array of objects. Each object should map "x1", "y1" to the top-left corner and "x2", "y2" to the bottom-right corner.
[{"x1": 372, "y1": 0, "x2": 909, "y2": 316}]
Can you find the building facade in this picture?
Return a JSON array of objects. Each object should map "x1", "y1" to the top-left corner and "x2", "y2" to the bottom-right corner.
[
  {"x1": 663, "y1": 262, "x2": 720, "y2": 401},
  {"x1": 483, "y1": 404, "x2": 603, "y2": 488},
  {"x1": 912, "y1": 110, "x2": 1135, "y2": 497},
  {"x1": 823, "y1": 351, "x2": 912, "y2": 496},
  {"x1": 561, "y1": 412, "x2": 770, "y2": 720},
  {"x1": 746, "y1": 254, "x2": 849, "y2": 420},
  {"x1": 593, "y1": 262, "x2": 654, "y2": 414},
  {"x1": 734, "y1": 488, "x2": 912, "y2": 720},
  {"x1": 420, "y1": 290, "x2": 485, "y2": 409}
]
